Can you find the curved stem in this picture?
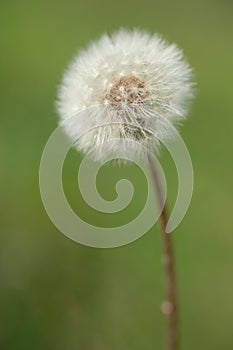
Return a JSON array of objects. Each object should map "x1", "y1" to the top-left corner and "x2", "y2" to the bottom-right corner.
[{"x1": 147, "y1": 152, "x2": 179, "y2": 350}]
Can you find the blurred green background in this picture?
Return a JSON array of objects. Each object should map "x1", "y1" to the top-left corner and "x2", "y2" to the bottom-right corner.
[{"x1": 1, "y1": 0, "x2": 233, "y2": 349}]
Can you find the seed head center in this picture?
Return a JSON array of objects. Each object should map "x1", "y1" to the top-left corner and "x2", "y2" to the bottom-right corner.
[{"x1": 106, "y1": 76, "x2": 146, "y2": 105}]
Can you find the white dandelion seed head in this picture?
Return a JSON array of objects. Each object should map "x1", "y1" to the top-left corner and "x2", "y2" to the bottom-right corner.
[{"x1": 57, "y1": 29, "x2": 193, "y2": 163}]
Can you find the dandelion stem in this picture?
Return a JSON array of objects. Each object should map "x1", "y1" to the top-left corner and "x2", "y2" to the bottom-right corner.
[{"x1": 147, "y1": 152, "x2": 179, "y2": 350}]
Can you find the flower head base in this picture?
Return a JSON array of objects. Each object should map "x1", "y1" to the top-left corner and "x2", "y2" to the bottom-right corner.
[
  {"x1": 105, "y1": 75, "x2": 146, "y2": 105},
  {"x1": 57, "y1": 29, "x2": 193, "y2": 162}
]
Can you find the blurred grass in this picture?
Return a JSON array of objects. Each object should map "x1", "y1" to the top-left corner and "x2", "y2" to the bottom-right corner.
[{"x1": 1, "y1": 0, "x2": 233, "y2": 349}]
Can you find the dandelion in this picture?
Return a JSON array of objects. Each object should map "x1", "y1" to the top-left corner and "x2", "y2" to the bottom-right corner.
[
  {"x1": 56, "y1": 29, "x2": 194, "y2": 350},
  {"x1": 57, "y1": 29, "x2": 193, "y2": 162}
]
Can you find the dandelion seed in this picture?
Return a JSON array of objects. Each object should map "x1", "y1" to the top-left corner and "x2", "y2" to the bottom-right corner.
[{"x1": 57, "y1": 29, "x2": 193, "y2": 162}]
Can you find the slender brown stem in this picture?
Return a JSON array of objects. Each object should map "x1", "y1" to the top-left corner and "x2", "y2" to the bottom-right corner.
[{"x1": 147, "y1": 152, "x2": 179, "y2": 350}]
